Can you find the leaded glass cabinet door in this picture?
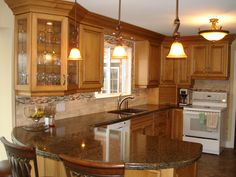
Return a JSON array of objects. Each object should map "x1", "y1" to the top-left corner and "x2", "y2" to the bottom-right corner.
[
  {"x1": 67, "y1": 19, "x2": 79, "y2": 91},
  {"x1": 15, "y1": 14, "x2": 31, "y2": 93},
  {"x1": 31, "y1": 13, "x2": 68, "y2": 92}
]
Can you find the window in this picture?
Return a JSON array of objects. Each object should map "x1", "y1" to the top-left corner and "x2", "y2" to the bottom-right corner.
[{"x1": 96, "y1": 35, "x2": 133, "y2": 97}]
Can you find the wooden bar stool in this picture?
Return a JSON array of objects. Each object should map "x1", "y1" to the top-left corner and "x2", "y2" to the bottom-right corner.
[
  {"x1": 60, "y1": 154, "x2": 125, "y2": 177},
  {"x1": 0, "y1": 160, "x2": 11, "y2": 177},
  {"x1": 0, "y1": 137, "x2": 39, "y2": 177}
]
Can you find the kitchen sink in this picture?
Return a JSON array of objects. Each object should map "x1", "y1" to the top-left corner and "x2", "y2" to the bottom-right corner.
[{"x1": 108, "y1": 108, "x2": 147, "y2": 115}]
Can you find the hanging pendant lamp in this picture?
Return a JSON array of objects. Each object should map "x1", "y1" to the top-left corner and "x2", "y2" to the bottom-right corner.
[
  {"x1": 167, "y1": 0, "x2": 187, "y2": 59},
  {"x1": 112, "y1": 0, "x2": 128, "y2": 59},
  {"x1": 68, "y1": 0, "x2": 82, "y2": 61},
  {"x1": 199, "y1": 18, "x2": 229, "y2": 41}
]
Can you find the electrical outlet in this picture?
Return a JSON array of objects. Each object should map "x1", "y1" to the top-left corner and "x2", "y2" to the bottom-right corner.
[{"x1": 56, "y1": 102, "x2": 65, "y2": 112}]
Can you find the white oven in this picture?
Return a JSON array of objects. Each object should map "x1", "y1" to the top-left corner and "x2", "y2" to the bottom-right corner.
[
  {"x1": 183, "y1": 91, "x2": 227, "y2": 155},
  {"x1": 183, "y1": 110, "x2": 222, "y2": 140}
]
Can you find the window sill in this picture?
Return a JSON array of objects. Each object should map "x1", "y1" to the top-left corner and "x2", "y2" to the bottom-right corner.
[{"x1": 95, "y1": 93, "x2": 131, "y2": 99}]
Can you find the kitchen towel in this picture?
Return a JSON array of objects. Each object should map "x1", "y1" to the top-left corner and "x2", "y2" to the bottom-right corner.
[
  {"x1": 199, "y1": 113, "x2": 206, "y2": 125},
  {"x1": 206, "y1": 112, "x2": 219, "y2": 129}
]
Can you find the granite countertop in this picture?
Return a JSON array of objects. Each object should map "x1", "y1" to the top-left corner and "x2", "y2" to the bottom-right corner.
[{"x1": 12, "y1": 104, "x2": 202, "y2": 170}]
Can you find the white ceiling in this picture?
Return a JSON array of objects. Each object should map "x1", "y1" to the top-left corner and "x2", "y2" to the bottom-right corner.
[{"x1": 69, "y1": 0, "x2": 236, "y2": 36}]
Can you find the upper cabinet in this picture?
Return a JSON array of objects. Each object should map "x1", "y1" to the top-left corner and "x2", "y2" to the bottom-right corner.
[
  {"x1": 78, "y1": 24, "x2": 104, "y2": 91},
  {"x1": 135, "y1": 41, "x2": 161, "y2": 88},
  {"x1": 160, "y1": 43, "x2": 192, "y2": 87},
  {"x1": 6, "y1": 0, "x2": 104, "y2": 96},
  {"x1": 191, "y1": 42, "x2": 229, "y2": 80},
  {"x1": 15, "y1": 13, "x2": 71, "y2": 96}
]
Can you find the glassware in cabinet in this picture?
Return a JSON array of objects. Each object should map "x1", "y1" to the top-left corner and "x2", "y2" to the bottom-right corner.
[
  {"x1": 31, "y1": 13, "x2": 68, "y2": 93},
  {"x1": 16, "y1": 17, "x2": 28, "y2": 86}
]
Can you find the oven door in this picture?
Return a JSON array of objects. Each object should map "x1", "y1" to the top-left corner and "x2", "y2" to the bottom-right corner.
[{"x1": 183, "y1": 110, "x2": 220, "y2": 140}]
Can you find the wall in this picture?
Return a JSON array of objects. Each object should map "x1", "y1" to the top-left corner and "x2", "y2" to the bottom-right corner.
[
  {"x1": 228, "y1": 39, "x2": 236, "y2": 148},
  {"x1": 0, "y1": 1, "x2": 14, "y2": 160}
]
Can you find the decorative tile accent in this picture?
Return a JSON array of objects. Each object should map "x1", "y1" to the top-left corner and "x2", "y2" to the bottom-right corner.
[{"x1": 15, "y1": 89, "x2": 149, "y2": 126}]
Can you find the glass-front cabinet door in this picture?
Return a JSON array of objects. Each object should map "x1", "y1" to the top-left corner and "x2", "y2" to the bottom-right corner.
[
  {"x1": 31, "y1": 13, "x2": 68, "y2": 93},
  {"x1": 15, "y1": 14, "x2": 31, "y2": 92},
  {"x1": 67, "y1": 20, "x2": 80, "y2": 91}
]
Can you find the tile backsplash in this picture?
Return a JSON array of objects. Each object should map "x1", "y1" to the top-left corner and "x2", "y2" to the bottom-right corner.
[
  {"x1": 193, "y1": 80, "x2": 229, "y2": 92},
  {"x1": 15, "y1": 89, "x2": 149, "y2": 126}
]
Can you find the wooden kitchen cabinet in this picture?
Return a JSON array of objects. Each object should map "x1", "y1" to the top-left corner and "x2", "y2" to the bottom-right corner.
[
  {"x1": 160, "y1": 44, "x2": 191, "y2": 87},
  {"x1": 191, "y1": 42, "x2": 229, "y2": 79},
  {"x1": 135, "y1": 40, "x2": 161, "y2": 88},
  {"x1": 35, "y1": 156, "x2": 66, "y2": 177},
  {"x1": 7, "y1": 0, "x2": 104, "y2": 96},
  {"x1": 131, "y1": 110, "x2": 171, "y2": 138},
  {"x1": 154, "y1": 110, "x2": 171, "y2": 138},
  {"x1": 14, "y1": 13, "x2": 71, "y2": 96},
  {"x1": 131, "y1": 113, "x2": 154, "y2": 136},
  {"x1": 171, "y1": 109, "x2": 183, "y2": 141},
  {"x1": 78, "y1": 24, "x2": 104, "y2": 91}
]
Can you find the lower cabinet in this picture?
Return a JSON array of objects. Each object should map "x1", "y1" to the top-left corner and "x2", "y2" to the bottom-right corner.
[
  {"x1": 131, "y1": 109, "x2": 183, "y2": 140},
  {"x1": 125, "y1": 162, "x2": 197, "y2": 177},
  {"x1": 36, "y1": 156, "x2": 67, "y2": 177},
  {"x1": 131, "y1": 114, "x2": 154, "y2": 136},
  {"x1": 35, "y1": 156, "x2": 197, "y2": 177},
  {"x1": 153, "y1": 110, "x2": 171, "y2": 137},
  {"x1": 131, "y1": 110, "x2": 172, "y2": 138},
  {"x1": 174, "y1": 162, "x2": 198, "y2": 177}
]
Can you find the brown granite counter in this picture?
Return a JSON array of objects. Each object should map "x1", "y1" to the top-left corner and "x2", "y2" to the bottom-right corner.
[{"x1": 12, "y1": 104, "x2": 202, "y2": 170}]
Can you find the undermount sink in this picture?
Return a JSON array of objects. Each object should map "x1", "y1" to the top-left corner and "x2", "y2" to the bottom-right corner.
[{"x1": 108, "y1": 108, "x2": 147, "y2": 115}]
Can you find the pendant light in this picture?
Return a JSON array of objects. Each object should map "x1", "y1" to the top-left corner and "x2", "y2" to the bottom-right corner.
[
  {"x1": 198, "y1": 18, "x2": 229, "y2": 41},
  {"x1": 112, "y1": 0, "x2": 128, "y2": 59},
  {"x1": 167, "y1": 0, "x2": 187, "y2": 59},
  {"x1": 68, "y1": 0, "x2": 82, "y2": 61}
]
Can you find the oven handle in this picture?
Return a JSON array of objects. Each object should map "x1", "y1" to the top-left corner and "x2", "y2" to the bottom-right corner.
[{"x1": 183, "y1": 111, "x2": 202, "y2": 115}]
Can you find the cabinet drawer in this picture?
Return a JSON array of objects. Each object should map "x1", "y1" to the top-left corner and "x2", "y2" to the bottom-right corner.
[{"x1": 131, "y1": 114, "x2": 153, "y2": 127}]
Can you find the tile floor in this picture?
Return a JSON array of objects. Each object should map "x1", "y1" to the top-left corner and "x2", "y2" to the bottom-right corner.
[{"x1": 198, "y1": 148, "x2": 236, "y2": 177}]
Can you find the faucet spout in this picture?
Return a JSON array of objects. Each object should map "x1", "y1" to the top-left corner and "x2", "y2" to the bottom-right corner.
[{"x1": 118, "y1": 95, "x2": 135, "y2": 110}]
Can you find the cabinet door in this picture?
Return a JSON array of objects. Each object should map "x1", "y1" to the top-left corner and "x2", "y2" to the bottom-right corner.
[
  {"x1": 135, "y1": 41, "x2": 149, "y2": 87},
  {"x1": 79, "y1": 24, "x2": 104, "y2": 90},
  {"x1": 131, "y1": 114, "x2": 154, "y2": 136},
  {"x1": 191, "y1": 44, "x2": 208, "y2": 78},
  {"x1": 208, "y1": 43, "x2": 229, "y2": 79},
  {"x1": 148, "y1": 43, "x2": 161, "y2": 87},
  {"x1": 135, "y1": 41, "x2": 160, "y2": 88},
  {"x1": 160, "y1": 46, "x2": 176, "y2": 85},
  {"x1": 31, "y1": 13, "x2": 68, "y2": 92},
  {"x1": 154, "y1": 110, "x2": 171, "y2": 138},
  {"x1": 15, "y1": 14, "x2": 31, "y2": 93},
  {"x1": 171, "y1": 109, "x2": 183, "y2": 141},
  {"x1": 176, "y1": 46, "x2": 191, "y2": 87},
  {"x1": 66, "y1": 20, "x2": 80, "y2": 91}
]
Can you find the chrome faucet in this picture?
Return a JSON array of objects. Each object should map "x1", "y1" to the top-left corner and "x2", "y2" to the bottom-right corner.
[{"x1": 117, "y1": 95, "x2": 135, "y2": 110}]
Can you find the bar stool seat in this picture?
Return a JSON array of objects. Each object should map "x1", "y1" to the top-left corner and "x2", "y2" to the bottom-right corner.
[{"x1": 0, "y1": 160, "x2": 11, "y2": 177}]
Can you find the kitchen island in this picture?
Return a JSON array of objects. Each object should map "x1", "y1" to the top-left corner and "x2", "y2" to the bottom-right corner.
[{"x1": 12, "y1": 104, "x2": 202, "y2": 177}]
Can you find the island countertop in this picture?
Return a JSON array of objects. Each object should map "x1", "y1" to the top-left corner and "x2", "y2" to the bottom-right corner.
[{"x1": 12, "y1": 104, "x2": 202, "y2": 170}]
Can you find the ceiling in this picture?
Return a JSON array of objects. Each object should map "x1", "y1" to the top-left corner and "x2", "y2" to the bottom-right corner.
[{"x1": 67, "y1": 0, "x2": 236, "y2": 36}]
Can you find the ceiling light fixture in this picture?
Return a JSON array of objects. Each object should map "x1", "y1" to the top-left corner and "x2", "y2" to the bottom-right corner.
[
  {"x1": 198, "y1": 18, "x2": 229, "y2": 41},
  {"x1": 68, "y1": 0, "x2": 82, "y2": 61},
  {"x1": 167, "y1": 0, "x2": 187, "y2": 59},
  {"x1": 112, "y1": 0, "x2": 128, "y2": 59}
]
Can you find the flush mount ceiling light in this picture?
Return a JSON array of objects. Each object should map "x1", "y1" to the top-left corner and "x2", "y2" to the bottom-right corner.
[
  {"x1": 198, "y1": 18, "x2": 229, "y2": 41},
  {"x1": 68, "y1": 0, "x2": 82, "y2": 61},
  {"x1": 112, "y1": 0, "x2": 128, "y2": 59},
  {"x1": 167, "y1": 0, "x2": 187, "y2": 59}
]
